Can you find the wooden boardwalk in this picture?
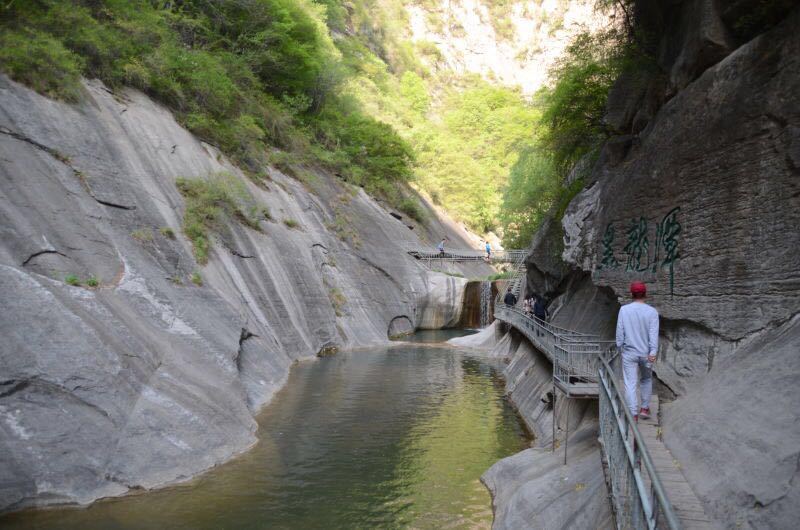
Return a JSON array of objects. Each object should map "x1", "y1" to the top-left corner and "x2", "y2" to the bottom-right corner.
[{"x1": 639, "y1": 396, "x2": 715, "y2": 529}]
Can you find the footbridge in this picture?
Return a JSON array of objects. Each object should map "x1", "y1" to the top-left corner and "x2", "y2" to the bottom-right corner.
[
  {"x1": 405, "y1": 246, "x2": 526, "y2": 265},
  {"x1": 493, "y1": 265, "x2": 712, "y2": 529}
]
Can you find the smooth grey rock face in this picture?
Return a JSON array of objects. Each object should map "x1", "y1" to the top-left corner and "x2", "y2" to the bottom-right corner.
[
  {"x1": 521, "y1": 9, "x2": 800, "y2": 529},
  {"x1": 662, "y1": 315, "x2": 800, "y2": 529},
  {"x1": 483, "y1": 424, "x2": 612, "y2": 530},
  {"x1": 563, "y1": 10, "x2": 800, "y2": 359},
  {"x1": 0, "y1": 75, "x2": 492, "y2": 512}
]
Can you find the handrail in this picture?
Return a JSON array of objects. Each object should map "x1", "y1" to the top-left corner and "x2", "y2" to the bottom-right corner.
[
  {"x1": 492, "y1": 254, "x2": 681, "y2": 529},
  {"x1": 598, "y1": 353, "x2": 682, "y2": 530},
  {"x1": 405, "y1": 245, "x2": 526, "y2": 263},
  {"x1": 497, "y1": 304, "x2": 595, "y2": 338}
]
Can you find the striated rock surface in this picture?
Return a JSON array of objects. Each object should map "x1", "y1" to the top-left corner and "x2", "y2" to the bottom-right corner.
[
  {"x1": 483, "y1": 423, "x2": 612, "y2": 530},
  {"x1": 0, "y1": 75, "x2": 492, "y2": 512},
  {"x1": 522, "y1": 5, "x2": 799, "y2": 528}
]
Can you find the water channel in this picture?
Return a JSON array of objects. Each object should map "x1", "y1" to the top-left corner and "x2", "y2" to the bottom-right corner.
[{"x1": 3, "y1": 330, "x2": 530, "y2": 529}]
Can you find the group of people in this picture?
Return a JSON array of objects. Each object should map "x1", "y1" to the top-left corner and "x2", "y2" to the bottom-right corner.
[
  {"x1": 502, "y1": 280, "x2": 657, "y2": 423},
  {"x1": 523, "y1": 294, "x2": 548, "y2": 322},
  {"x1": 502, "y1": 289, "x2": 547, "y2": 321}
]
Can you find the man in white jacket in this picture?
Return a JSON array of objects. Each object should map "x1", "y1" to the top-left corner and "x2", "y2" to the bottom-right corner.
[{"x1": 615, "y1": 281, "x2": 659, "y2": 421}]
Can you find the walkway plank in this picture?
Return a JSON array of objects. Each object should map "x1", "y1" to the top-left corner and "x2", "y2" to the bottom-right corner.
[{"x1": 639, "y1": 396, "x2": 715, "y2": 529}]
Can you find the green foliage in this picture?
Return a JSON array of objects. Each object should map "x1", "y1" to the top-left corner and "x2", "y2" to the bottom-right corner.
[
  {"x1": 487, "y1": 270, "x2": 514, "y2": 281},
  {"x1": 0, "y1": 0, "x2": 642, "y2": 246},
  {"x1": 176, "y1": 173, "x2": 263, "y2": 264},
  {"x1": 499, "y1": 148, "x2": 559, "y2": 249},
  {"x1": 0, "y1": 28, "x2": 84, "y2": 101},
  {"x1": 537, "y1": 28, "x2": 633, "y2": 173},
  {"x1": 413, "y1": 79, "x2": 539, "y2": 232},
  {"x1": 131, "y1": 228, "x2": 154, "y2": 242},
  {"x1": 399, "y1": 72, "x2": 430, "y2": 115},
  {"x1": 0, "y1": 0, "x2": 413, "y2": 197},
  {"x1": 283, "y1": 218, "x2": 300, "y2": 229},
  {"x1": 191, "y1": 271, "x2": 203, "y2": 286},
  {"x1": 499, "y1": 19, "x2": 643, "y2": 247},
  {"x1": 328, "y1": 287, "x2": 347, "y2": 317},
  {"x1": 313, "y1": 105, "x2": 414, "y2": 198},
  {"x1": 85, "y1": 276, "x2": 99, "y2": 287},
  {"x1": 159, "y1": 226, "x2": 176, "y2": 239},
  {"x1": 398, "y1": 196, "x2": 427, "y2": 223},
  {"x1": 554, "y1": 177, "x2": 585, "y2": 221},
  {"x1": 64, "y1": 274, "x2": 81, "y2": 286}
]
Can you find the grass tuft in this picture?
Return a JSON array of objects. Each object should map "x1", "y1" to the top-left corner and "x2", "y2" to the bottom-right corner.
[
  {"x1": 328, "y1": 287, "x2": 346, "y2": 317},
  {"x1": 176, "y1": 173, "x2": 265, "y2": 264},
  {"x1": 131, "y1": 228, "x2": 154, "y2": 242}
]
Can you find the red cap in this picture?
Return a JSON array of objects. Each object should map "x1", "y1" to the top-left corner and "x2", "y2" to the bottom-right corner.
[{"x1": 630, "y1": 282, "x2": 647, "y2": 296}]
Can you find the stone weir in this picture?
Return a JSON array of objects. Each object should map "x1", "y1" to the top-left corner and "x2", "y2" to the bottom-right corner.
[{"x1": 0, "y1": 75, "x2": 494, "y2": 513}]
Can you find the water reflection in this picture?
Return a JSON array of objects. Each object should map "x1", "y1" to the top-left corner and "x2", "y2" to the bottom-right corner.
[{"x1": 3, "y1": 337, "x2": 528, "y2": 530}]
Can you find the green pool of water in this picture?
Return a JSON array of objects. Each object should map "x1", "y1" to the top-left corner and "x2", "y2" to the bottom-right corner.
[{"x1": 3, "y1": 335, "x2": 529, "y2": 529}]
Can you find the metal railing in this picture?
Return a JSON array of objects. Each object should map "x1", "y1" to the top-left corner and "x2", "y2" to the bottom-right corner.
[
  {"x1": 598, "y1": 353, "x2": 682, "y2": 530},
  {"x1": 553, "y1": 340, "x2": 615, "y2": 392},
  {"x1": 405, "y1": 245, "x2": 526, "y2": 264},
  {"x1": 492, "y1": 251, "x2": 681, "y2": 529}
]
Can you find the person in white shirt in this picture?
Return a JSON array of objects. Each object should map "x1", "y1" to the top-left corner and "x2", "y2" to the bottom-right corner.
[{"x1": 615, "y1": 281, "x2": 659, "y2": 421}]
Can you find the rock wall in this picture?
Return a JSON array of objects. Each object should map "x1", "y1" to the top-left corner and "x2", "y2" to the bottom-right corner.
[
  {"x1": 0, "y1": 76, "x2": 493, "y2": 512},
  {"x1": 523, "y1": 4, "x2": 800, "y2": 528},
  {"x1": 405, "y1": 0, "x2": 604, "y2": 94}
]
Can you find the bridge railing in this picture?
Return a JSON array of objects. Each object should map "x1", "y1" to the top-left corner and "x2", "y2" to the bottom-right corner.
[
  {"x1": 404, "y1": 244, "x2": 526, "y2": 263},
  {"x1": 598, "y1": 353, "x2": 682, "y2": 530},
  {"x1": 553, "y1": 340, "x2": 615, "y2": 390}
]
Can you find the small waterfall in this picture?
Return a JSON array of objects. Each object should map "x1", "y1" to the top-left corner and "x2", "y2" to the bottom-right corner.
[{"x1": 480, "y1": 281, "x2": 491, "y2": 328}]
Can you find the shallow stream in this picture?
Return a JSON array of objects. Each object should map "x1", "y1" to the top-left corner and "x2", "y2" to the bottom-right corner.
[{"x1": 3, "y1": 330, "x2": 530, "y2": 529}]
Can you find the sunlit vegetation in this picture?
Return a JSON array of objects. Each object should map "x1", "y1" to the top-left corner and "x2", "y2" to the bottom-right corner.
[
  {"x1": 0, "y1": 0, "x2": 640, "y2": 249},
  {"x1": 175, "y1": 173, "x2": 264, "y2": 264},
  {"x1": 0, "y1": 0, "x2": 414, "y2": 208},
  {"x1": 499, "y1": 5, "x2": 642, "y2": 247}
]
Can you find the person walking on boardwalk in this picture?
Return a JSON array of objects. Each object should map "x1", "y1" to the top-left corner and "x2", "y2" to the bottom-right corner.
[
  {"x1": 485, "y1": 240, "x2": 491, "y2": 260},
  {"x1": 503, "y1": 288, "x2": 517, "y2": 306},
  {"x1": 437, "y1": 238, "x2": 446, "y2": 255},
  {"x1": 615, "y1": 281, "x2": 659, "y2": 421},
  {"x1": 532, "y1": 294, "x2": 548, "y2": 322}
]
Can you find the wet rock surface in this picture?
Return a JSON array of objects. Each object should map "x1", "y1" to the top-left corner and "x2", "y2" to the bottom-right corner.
[{"x1": 0, "y1": 76, "x2": 492, "y2": 512}]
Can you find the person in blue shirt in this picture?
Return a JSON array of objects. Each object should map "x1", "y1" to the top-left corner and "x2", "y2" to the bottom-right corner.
[
  {"x1": 437, "y1": 238, "x2": 446, "y2": 255},
  {"x1": 615, "y1": 281, "x2": 659, "y2": 421},
  {"x1": 485, "y1": 241, "x2": 491, "y2": 259}
]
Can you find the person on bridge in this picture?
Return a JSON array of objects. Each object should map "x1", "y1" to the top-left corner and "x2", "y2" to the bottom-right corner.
[
  {"x1": 615, "y1": 281, "x2": 659, "y2": 421},
  {"x1": 437, "y1": 238, "x2": 446, "y2": 255},
  {"x1": 485, "y1": 241, "x2": 491, "y2": 259},
  {"x1": 503, "y1": 288, "x2": 517, "y2": 306},
  {"x1": 532, "y1": 294, "x2": 548, "y2": 322}
]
